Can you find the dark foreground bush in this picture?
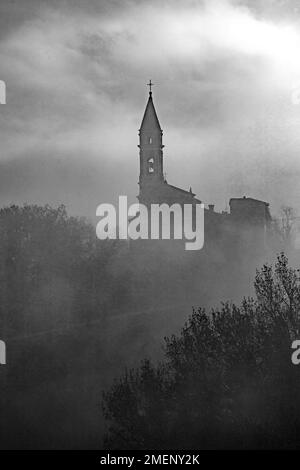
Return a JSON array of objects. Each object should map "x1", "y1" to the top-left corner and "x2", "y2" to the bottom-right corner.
[{"x1": 103, "y1": 254, "x2": 300, "y2": 449}]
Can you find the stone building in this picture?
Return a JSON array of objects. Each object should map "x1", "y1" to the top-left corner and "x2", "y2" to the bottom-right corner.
[{"x1": 137, "y1": 86, "x2": 271, "y2": 247}]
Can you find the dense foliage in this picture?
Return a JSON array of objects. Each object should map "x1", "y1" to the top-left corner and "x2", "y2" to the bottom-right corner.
[
  {"x1": 0, "y1": 203, "x2": 295, "y2": 449},
  {"x1": 0, "y1": 203, "x2": 246, "y2": 337},
  {"x1": 103, "y1": 254, "x2": 300, "y2": 449},
  {"x1": 0, "y1": 204, "x2": 131, "y2": 335}
]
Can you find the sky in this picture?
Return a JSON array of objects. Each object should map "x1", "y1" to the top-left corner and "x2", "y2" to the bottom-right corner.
[{"x1": 1, "y1": 0, "x2": 300, "y2": 218}]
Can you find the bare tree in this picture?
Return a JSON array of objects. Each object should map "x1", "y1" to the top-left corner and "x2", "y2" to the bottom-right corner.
[{"x1": 277, "y1": 206, "x2": 295, "y2": 244}]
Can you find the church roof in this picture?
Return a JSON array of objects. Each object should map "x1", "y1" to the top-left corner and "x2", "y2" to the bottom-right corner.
[
  {"x1": 167, "y1": 183, "x2": 196, "y2": 197},
  {"x1": 139, "y1": 92, "x2": 162, "y2": 132}
]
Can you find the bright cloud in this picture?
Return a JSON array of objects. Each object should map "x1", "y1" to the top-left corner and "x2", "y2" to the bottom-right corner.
[{"x1": 0, "y1": 0, "x2": 300, "y2": 215}]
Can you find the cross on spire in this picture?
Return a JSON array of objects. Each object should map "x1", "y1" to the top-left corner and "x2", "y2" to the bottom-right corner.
[{"x1": 147, "y1": 79, "x2": 154, "y2": 95}]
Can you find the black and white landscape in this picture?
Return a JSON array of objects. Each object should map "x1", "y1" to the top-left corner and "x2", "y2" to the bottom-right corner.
[{"x1": 0, "y1": 0, "x2": 300, "y2": 451}]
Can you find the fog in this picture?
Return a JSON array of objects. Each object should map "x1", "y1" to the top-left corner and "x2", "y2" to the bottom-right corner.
[
  {"x1": 0, "y1": 1, "x2": 300, "y2": 217},
  {"x1": 1, "y1": 0, "x2": 300, "y2": 450}
]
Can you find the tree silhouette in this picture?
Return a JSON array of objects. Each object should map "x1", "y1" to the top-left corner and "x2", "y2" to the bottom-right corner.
[
  {"x1": 103, "y1": 253, "x2": 300, "y2": 449},
  {"x1": 0, "y1": 204, "x2": 125, "y2": 335}
]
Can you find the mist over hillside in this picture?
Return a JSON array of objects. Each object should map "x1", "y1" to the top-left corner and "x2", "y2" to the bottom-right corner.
[{"x1": 0, "y1": 203, "x2": 295, "y2": 448}]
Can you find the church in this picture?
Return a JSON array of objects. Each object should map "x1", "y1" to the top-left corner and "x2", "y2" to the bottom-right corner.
[{"x1": 137, "y1": 83, "x2": 272, "y2": 247}]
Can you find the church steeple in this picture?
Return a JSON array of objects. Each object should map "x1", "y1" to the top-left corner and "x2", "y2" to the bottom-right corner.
[
  {"x1": 138, "y1": 83, "x2": 164, "y2": 199},
  {"x1": 140, "y1": 81, "x2": 162, "y2": 133}
]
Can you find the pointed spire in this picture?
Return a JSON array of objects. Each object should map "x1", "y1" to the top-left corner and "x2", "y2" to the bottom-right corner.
[{"x1": 140, "y1": 85, "x2": 162, "y2": 132}]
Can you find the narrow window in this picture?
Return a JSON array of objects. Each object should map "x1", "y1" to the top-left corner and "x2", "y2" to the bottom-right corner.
[
  {"x1": 147, "y1": 157, "x2": 154, "y2": 173},
  {"x1": 149, "y1": 137, "x2": 152, "y2": 144}
]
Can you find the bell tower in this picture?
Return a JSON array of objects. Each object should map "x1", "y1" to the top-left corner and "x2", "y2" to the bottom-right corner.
[{"x1": 138, "y1": 81, "x2": 164, "y2": 204}]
